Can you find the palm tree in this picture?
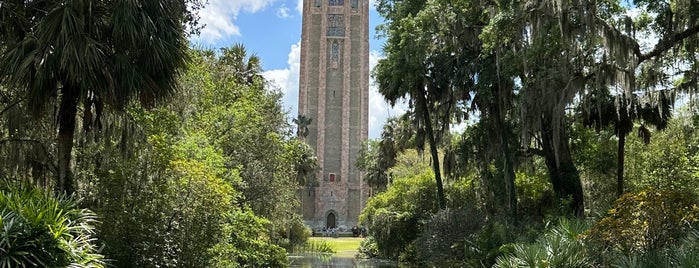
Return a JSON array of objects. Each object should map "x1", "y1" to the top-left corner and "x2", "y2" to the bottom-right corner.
[
  {"x1": 293, "y1": 115, "x2": 312, "y2": 139},
  {"x1": 0, "y1": 1, "x2": 193, "y2": 194},
  {"x1": 294, "y1": 142, "x2": 319, "y2": 187},
  {"x1": 219, "y1": 43, "x2": 262, "y2": 85}
]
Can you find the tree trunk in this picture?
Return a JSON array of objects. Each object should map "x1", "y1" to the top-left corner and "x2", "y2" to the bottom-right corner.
[
  {"x1": 57, "y1": 87, "x2": 79, "y2": 195},
  {"x1": 492, "y1": 80, "x2": 517, "y2": 223},
  {"x1": 541, "y1": 114, "x2": 584, "y2": 217},
  {"x1": 418, "y1": 89, "x2": 446, "y2": 209},
  {"x1": 616, "y1": 133, "x2": 625, "y2": 197},
  {"x1": 615, "y1": 103, "x2": 632, "y2": 198},
  {"x1": 485, "y1": 91, "x2": 518, "y2": 222},
  {"x1": 495, "y1": 115, "x2": 517, "y2": 223}
]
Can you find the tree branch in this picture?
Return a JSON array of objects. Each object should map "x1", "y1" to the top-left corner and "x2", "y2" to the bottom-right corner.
[
  {"x1": 0, "y1": 138, "x2": 45, "y2": 146},
  {"x1": 519, "y1": 147, "x2": 545, "y2": 157},
  {"x1": 0, "y1": 97, "x2": 26, "y2": 116},
  {"x1": 638, "y1": 24, "x2": 699, "y2": 63}
]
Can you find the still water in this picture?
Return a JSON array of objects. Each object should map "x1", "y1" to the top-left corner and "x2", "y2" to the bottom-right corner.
[{"x1": 288, "y1": 254, "x2": 397, "y2": 268}]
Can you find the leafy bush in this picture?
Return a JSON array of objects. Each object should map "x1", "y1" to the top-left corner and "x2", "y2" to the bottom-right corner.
[
  {"x1": 357, "y1": 236, "x2": 380, "y2": 258},
  {"x1": 210, "y1": 209, "x2": 288, "y2": 268},
  {"x1": 275, "y1": 217, "x2": 312, "y2": 251},
  {"x1": 78, "y1": 110, "x2": 287, "y2": 267},
  {"x1": 515, "y1": 168, "x2": 556, "y2": 221},
  {"x1": 415, "y1": 206, "x2": 486, "y2": 267},
  {"x1": 624, "y1": 119, "x2": 699, "y2": 194},
  {"x1": 584, "y1": 188, "x2": 699, "y2": 253},
  {"x1": 359, "y1": 169, "x2": 439, "y2": 261},
  {"x1": 494, "y1": 218, "x2": 591, "y2": 268},
  {"x1": 0, "y1": 181, "x2": 104, "y2": 268}
]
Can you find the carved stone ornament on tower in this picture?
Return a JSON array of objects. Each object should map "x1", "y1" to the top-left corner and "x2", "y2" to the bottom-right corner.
[{"x1": 329, "y1": 0, "x2": 344, "y2": 6}]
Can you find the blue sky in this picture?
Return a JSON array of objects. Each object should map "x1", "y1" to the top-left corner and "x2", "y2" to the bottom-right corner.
[{"x1": 190, "y1": 0, "x2": 405, "y2": 139}]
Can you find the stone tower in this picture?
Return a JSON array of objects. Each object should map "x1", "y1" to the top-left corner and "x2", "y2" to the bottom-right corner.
[{"x1": 298, "y1": 0, "x2": 369, "y2": 230}]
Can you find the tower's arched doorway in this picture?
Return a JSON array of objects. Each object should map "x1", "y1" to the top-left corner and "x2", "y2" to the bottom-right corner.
[{"x1": 326, "y1": 212, "x2": 336, "y2": 228}]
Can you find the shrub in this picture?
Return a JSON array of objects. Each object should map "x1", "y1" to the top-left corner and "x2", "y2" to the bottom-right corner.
[
  {"x1": 210, "y1": 209, "x2": 288, "y2": 267},
  {"x1": 515, "y1": 170, "x2": 556, "y2": 220},
  {"x1": 584, "y1": 188, "x2": 699, "y2": 254},
  {"x1": 494, "y1": 218, "x2": 591, "y2": 268},
  {"x1": 415, "y1": 206, "x2": 486, "y2": 267},
  {"x1": 275, "y1": 217, "x2": 312, "y2": 251},
  {"x1": 358, "y1": 236, "x2": 380, "y2": 258},
  {"x1": 359, "y1": 170, "x2": 439, "y2": 261},
  {"x1": 0, "y1": 181, "x2": 104, "y2": 268}
]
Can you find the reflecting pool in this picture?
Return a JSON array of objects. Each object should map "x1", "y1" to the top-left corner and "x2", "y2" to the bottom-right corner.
[{"x1": 288, "y1": 254, "x2": 397, "y2": 268}]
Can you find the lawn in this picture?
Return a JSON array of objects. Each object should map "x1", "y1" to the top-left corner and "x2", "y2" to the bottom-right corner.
[{"x1": 309, "y1": 237, "x2": 363, "y2": 257}]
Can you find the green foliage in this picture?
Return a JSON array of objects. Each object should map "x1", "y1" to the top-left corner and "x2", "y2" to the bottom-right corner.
[
  {"x1": 359, "y1": 169, "x2": 438, "y2": 260},
  {"x1": 360, "y1": 146, "x2": 496, "y2": 264},
  {"x1": 415, "y1": 206, "x2": 486, "y2": 268},
  {"x1": 610, "y1": 229, "x2": 699, "y2": 268},
  {"x1": 72, "y1": 46, "x2": 293, "y2": 267},
  {"x1": 210, "y1": 209, "x2": 288, "y2": 268},
  {"x1": 358, "y1": 236, "x2": 380, "y2": 259},
  {"x1": 387, "y1": 149, "x2": 436, "y2": 180},
  {"x1": 515, "y1": 164, "x2": 556, "y2": 220},
  {"x1": 79, "y1": 110, "x2": 245, "y2": 267},
  {"x1": 0, "y1": 0, "x2": 200, "y2": 194},
  {"x1": 494, "y1": 218, "x2": 592, "y2": 268},
  {"x1": 585, "y1": 188, "x2": 699, "y2": 254},
  {"x1": 0, "y1": 181, "x2": 104, "y2": 268},
  {"x1": 275, "y1": 217, "x2": 312, "y2": 251},
  {"x1": 625, "y1": 118, "x2": 699, "y2": 193},
  {"x1": 570, "y1": 123, "x2": 618, "y2": 214},
  {"x1": 356, "y1": 139, "x2": 391, "y2": 193},
  {"x1": 187, "y1": 48, "x2": 300, "y2": 226}
]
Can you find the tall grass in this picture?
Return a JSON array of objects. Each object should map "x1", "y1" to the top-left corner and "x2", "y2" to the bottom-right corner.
[{"x1": 293, "y1": 239, "x2": 336, "y2": 254}]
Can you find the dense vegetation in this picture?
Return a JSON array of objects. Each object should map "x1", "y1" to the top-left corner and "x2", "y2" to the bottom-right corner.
[
  {"x1": 0, "y1": 1, "x2": 312, "y2": 266},
  {"x1": 357, "y1": 0, "x2": 699, "y2": 266},
  {"x1": 3, "y1": 0, "x2": 699, "y2": 267}
]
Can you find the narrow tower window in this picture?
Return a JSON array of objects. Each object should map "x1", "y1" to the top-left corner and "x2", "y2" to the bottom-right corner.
[{"x1": 331, "y1": 41, "x2": 340, "y2": 68}]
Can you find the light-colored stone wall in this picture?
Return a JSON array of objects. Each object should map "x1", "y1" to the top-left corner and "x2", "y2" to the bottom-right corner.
[{"x1": 298, "y1": 0, "x2": 369, "y2": 229}]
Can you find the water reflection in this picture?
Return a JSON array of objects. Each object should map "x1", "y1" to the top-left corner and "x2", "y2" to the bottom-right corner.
[{"x1": 288, "y1": 254, "x2": 397, "y2": 268}]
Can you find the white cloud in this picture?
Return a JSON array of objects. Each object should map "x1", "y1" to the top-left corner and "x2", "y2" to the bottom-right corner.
[
  {"x1": 263, "y1": 42, "x2": 302, "y2": 118},
  {"x1": 277, "y1": 5, "x2": 292, "y2": 19},
  {"x1": 296, "y1": 0, "x2": 303, "y2": 13},
  {"x1": 193, "y1": 0, "x2": 279, "y2": 43},
  {"x1": 368, "y1": 50, "x2": 406, "y2": 139}
]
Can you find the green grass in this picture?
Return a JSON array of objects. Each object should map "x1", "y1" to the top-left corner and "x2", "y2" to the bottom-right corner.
[{"x1": 309, "y1": 237, "x2": 364, "y2": 257}]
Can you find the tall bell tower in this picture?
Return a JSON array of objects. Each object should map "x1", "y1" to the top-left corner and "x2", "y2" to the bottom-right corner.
[{"x1": 298, "y1": 0, "x2": 369, "y2": 229}]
